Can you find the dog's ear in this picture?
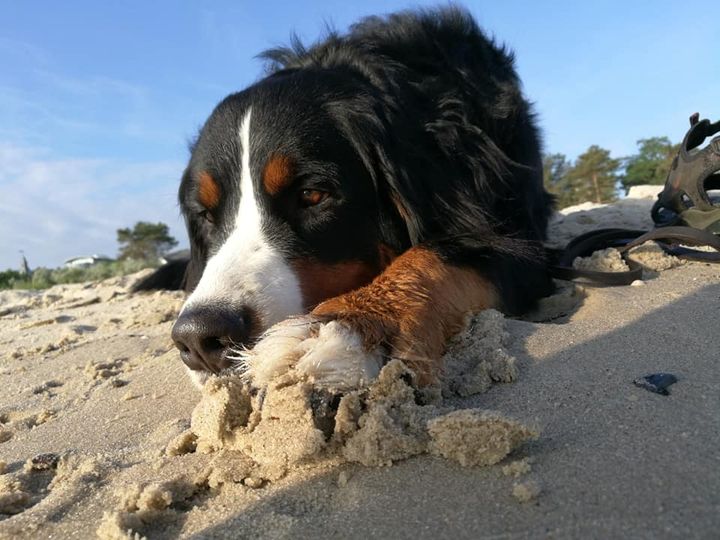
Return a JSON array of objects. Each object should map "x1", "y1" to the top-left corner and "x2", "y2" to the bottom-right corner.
[
  {"x1": 326, "y1": 99, "x2": 424, "y2": 248},
  {"x1": 180, "y1": 220, "x2": 207, "y2": 293},
  {"x1": 175, "y1": 167, "x2": 208, "y2": 293},
  {"x1": 328, "y1": 95, "x2": 542, "y2": 261},
  {"x1": 181, "y1": 248, "x2": 204, "y2": 292},
  {"x1": 130, "y1": 256, "x2": 189, "y2": 292},
  {"x1": 367, "y1": 139, "x2": 425, "y2": 246}
]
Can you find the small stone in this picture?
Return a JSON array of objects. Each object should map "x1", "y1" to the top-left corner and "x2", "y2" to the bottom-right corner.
[
  {"x1": 337, "y1": 470, "x2": 351, "y2": 486},
  {"x1": 630, "y1": 280, "x2": 645, "y2": 287},
  {"x1": 512, "y1": 479, "x2": 541, "y2": 503},
  {"x1": 243, "y1": 477, "x2": 264, "y2": 489},
  {"x1": 633, "y1": 373, "x2": 678, "y2": 396},
  {"x1": 502, "y1": 458, "x2": 532, "y2": 478}
]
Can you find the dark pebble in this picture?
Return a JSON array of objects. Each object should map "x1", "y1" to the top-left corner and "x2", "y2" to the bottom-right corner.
[{"x1": 633, "y1": 373, "x2": 678, "y2": 396}]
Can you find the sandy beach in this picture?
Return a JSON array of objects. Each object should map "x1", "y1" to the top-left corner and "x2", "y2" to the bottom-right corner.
[{"x1": 1, "y1": 189, "x2": 719, "y2": 539}]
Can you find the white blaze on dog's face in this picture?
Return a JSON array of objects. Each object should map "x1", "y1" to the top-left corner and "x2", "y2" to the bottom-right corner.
[
  {"x1": 173, "y1": 109, "x2": 304, "y2": 387},
  {"x1": 181, "y1": 110, "x2": 303, "y2": 327},
  {"x1": 172, "y1": 90, "x2": 394, "y2": 387}
]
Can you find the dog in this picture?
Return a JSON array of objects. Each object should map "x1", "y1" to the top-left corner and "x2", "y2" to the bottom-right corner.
[{"x1": 155, "y1": 6, "x2": 554, "y2": 390}]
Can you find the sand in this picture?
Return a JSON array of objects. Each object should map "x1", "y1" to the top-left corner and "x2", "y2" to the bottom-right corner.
[
  {"x1": 570, "y1": 242, "x2": 683, "y2": 274},
  {"x1": 512, "y1": 479, "x2": 542, "y2": 503},
  {"x1": 167, "y1": 310, "x2": 534, "y2": 481},
  {"x1": 573, "y1": 247, "x2": 630, "y2": 273},
  {"x1": 1, "y1": 186, "x2": 719, "y2": 538}
]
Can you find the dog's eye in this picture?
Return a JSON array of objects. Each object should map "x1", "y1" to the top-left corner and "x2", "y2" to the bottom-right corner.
[
  {"x1": 299, "y1": 189, "x2": 328, "y2": 207},
  {"x1": 198, "y1": 209, "x2": 215, "y2": 224}
]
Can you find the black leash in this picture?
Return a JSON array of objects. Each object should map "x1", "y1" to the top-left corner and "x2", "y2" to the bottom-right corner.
[{"x1": 548, "y1": 226, "x2": 720, "y2": 285}]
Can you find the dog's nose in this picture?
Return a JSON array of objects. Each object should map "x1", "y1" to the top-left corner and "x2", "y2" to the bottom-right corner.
[{"x1": 171, "y1": 307, "x2": 251, "y2": 374}]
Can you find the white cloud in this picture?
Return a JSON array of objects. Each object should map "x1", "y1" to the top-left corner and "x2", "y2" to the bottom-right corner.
[{"x1": 0, "y1": 143, "x2": 187, "y2": 270}]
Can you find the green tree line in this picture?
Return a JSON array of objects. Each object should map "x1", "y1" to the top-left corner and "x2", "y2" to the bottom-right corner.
[
  {"x1": 1, "y1": 222, "x2": 177, "y2": 290},
  {"x1": 544, "y1": 136, "x2": 679, "y2": 208}
]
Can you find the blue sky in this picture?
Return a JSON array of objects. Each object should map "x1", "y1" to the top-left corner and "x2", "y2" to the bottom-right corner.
[{"x1": 1, "y1": 0, "x2": 718, "y2": 270}]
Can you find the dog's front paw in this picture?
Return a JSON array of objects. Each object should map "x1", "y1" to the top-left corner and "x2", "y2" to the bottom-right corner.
[{"x1": 235, "y1": 316, "x2": 385, "y2": 391}]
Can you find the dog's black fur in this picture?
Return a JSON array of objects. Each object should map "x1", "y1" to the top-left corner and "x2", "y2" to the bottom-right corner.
[{"x1": 137, "y1": 6, "x2": 553, "y2": 316}]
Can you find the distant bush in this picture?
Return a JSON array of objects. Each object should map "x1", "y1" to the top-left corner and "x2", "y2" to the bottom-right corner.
[
  {"x1": 31, "y1": 267, "x2": 55, "y2": 289},
  {"x1": 0, "y1": 269, "x2": 25, "y2": 289},
  {"x1": 0, "y1": 259, "x2": 158, "y2": 291}
]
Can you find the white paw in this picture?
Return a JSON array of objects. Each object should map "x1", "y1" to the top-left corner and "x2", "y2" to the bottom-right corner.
[{"x1": 231, "y1": 316, "x2": 383, "y2": 391}]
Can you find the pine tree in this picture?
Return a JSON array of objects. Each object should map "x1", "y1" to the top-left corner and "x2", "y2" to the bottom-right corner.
[
  {"x1": 117, "y1": 222, "x2": 178, "y2": 261},
  {"x1": 621, "y1": 137, "x2": 679, "y2": 192},
  {"x1": 565, "y1": 145, "x2": 620, "y2": 204}
]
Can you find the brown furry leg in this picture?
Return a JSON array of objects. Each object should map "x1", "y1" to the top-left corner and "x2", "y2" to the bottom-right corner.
[{"x1": 312, "y1": 247, "x2": 498, "y2": 385}]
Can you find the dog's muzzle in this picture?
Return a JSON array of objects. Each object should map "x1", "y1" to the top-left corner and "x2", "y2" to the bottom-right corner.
[{"x1": 171, "y1": 306, "x2": 252, "y2": 374}]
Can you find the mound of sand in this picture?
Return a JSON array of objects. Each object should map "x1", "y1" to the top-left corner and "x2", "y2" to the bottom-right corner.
[
  {"x1": 573, "y1": 247, "x2": 630, "y2": 273},
  {"x1": 92, "y1": 311, "x2": 536, "y2": 539},
  {"x1": 569, "y1": 239, "x2": 684, "y2": 276},
  {"x1": 175, "y1": 311, "x2": 533, "y2": 475},
  {"x1": 186, "y1": 349, "x2": 535, "y2": 474}
]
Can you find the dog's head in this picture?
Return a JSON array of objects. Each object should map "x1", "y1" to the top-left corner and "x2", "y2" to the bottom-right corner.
[{"x1": 171, "y1": 70, "x2": 411, "y2": 385}]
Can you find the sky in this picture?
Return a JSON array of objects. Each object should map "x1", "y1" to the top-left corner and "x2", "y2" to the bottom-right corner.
[{"x1": 1, "y1": 0, "x2": 719, "y2": 270}]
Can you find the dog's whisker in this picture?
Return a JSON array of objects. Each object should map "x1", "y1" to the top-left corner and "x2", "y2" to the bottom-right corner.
[{"x1": 226, "y1": 352, "x2": 251, "y2": 362}]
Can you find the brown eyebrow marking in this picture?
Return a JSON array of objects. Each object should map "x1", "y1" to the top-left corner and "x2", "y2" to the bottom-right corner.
[
  {"x1": 263, "y1": 154, "x2": 295, "y2": 195},
  {"x1": 197, "y1": 171, "x2": 221, "y2": 209}
]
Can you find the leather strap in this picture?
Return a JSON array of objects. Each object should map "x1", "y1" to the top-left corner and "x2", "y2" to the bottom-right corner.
[
  {"x1": 548, "y1": 226, "x2": 720, "y2": 285},
  {"x1": 618, "y1": 225, "x2": 720, "y2": 254}
]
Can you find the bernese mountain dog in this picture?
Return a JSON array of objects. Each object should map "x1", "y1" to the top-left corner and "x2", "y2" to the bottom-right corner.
[{"x1": 161, "y1": 6, "x2": 554, "y2": 390}]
